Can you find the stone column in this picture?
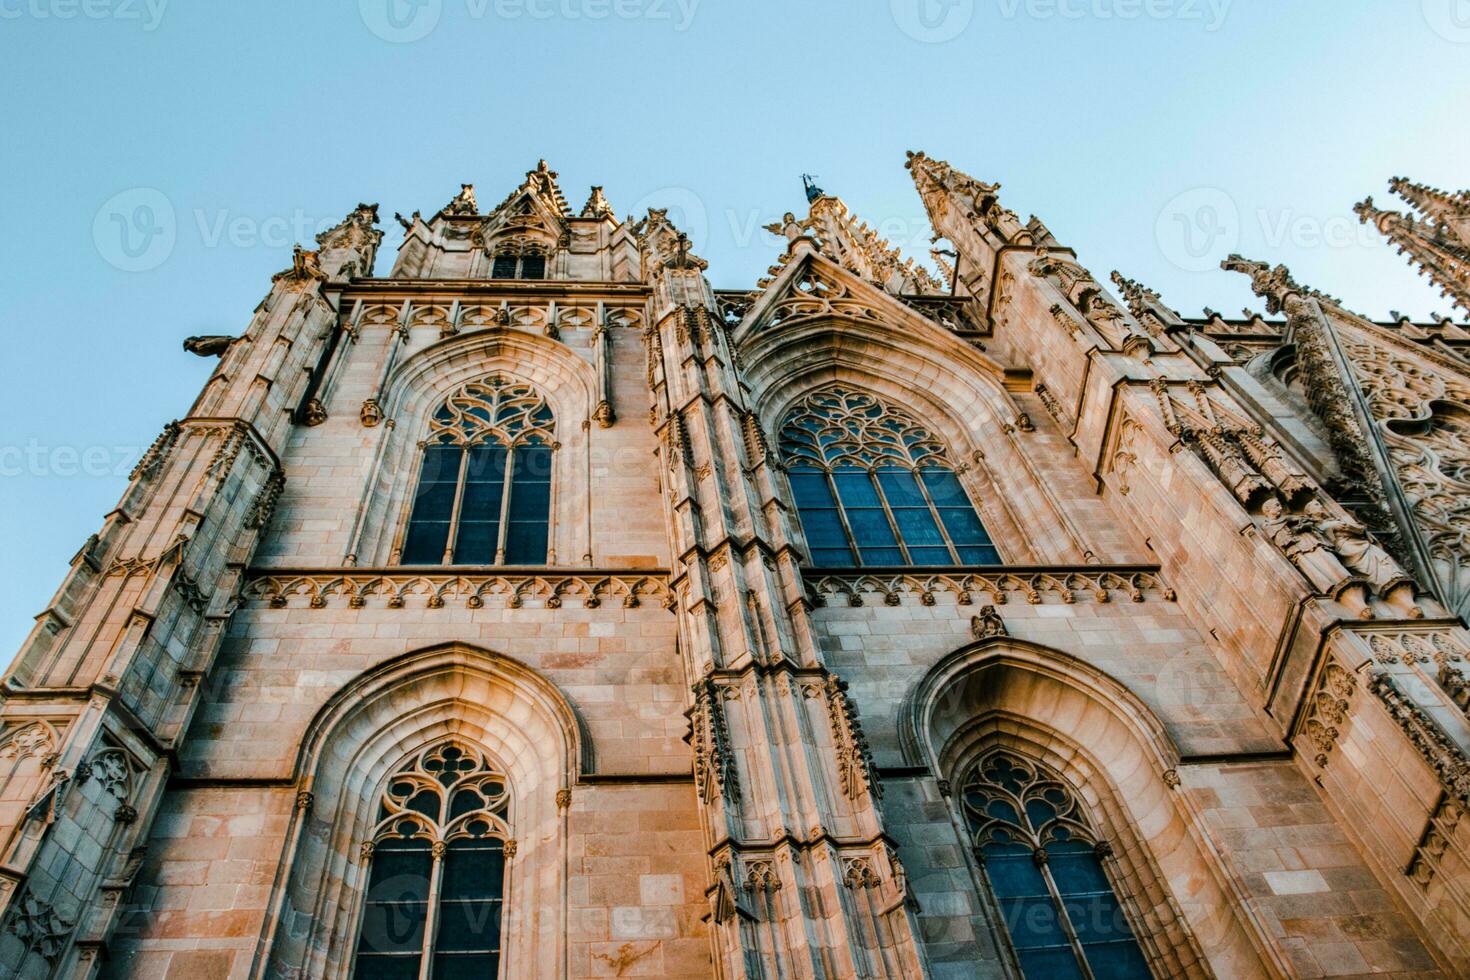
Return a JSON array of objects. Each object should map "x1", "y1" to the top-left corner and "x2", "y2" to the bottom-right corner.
[{"x1": 637, "y1": 214, "x2": 925, "y2": 979}]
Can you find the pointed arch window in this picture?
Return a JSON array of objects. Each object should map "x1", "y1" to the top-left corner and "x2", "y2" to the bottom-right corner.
[
  {"x1": 490, "y1": 248, "x2": 547, "y2": 280},
  {"x1": 961, "y1": 750, "x2": 1152, "y2": 980},
  {"x1": 353, "y1": 741, "x2": 511, "y2": 980},
  {"x1": 778, "y1": 386, "x2": 999, "y2": 567},
  {"x1": 400, "y1": 375, "x2": 554, "y2": 566}
]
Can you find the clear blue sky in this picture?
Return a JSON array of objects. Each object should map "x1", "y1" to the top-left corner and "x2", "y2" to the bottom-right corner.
[{"x1": 1, "y1": 1, "x2": 1467, "y2": 663}]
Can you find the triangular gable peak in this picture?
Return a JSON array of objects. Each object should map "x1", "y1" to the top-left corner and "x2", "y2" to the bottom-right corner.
[
  {"x1": 475, "y1": 160, "x2": 574, "y2": 250},
  {"x1": 765, "y1": 192, "x2": 943, "y2": 296},
  {"x1": 731, "y1": 244, "x2": 971, "y2": 351}
]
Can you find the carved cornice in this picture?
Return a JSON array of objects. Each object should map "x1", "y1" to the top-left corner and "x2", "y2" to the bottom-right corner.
[
  {"x1": 804, "y1": 565, "x2": 1174, "y2": 607},
  {"x1": 243, "y1": 568, "x2": 673, "y2": 610}
]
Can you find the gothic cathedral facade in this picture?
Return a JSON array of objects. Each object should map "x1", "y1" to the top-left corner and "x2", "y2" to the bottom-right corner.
[{"x1": 2, "y1": 158, "x2": 1470, "y2": 979}]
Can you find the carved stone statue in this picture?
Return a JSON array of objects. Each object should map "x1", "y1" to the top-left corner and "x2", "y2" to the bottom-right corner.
[
  {"x1": 971, "y1": 605, "x2": 1007, "y2": 641},
  {"x1": 1260, "y1": 497, "x2": 1350, "y2": 593},
  {"x1": 763, "y1": 212, "x2": 804, "y2": 243},
  {"x1": 1302, "y1": 500, "x2": 1413, "y2": 599}
]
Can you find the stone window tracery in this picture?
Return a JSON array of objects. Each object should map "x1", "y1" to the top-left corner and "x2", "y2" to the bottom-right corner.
[
  {"x1": 488, "y1": 237, "x2": 548, "y2": 280},
  {"x1": 960, "y1": 749, "x2": 1152, "y2": 979},
  {"x1": 400, "y1": 375, "x2": 554, "y2": 566},
  {"x1": 353, "y1": 740, "x2": 511, "y2": 980},
  {"x1": 778, "y1": 385, "x2": 999, "y2": 567}
]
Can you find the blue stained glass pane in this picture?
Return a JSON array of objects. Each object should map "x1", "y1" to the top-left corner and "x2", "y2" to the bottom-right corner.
[
  {"x1": 436, "y1": 900, "x2": 503, "y2": 951},
  {"x1": 832, "y1": 471, "x2": 883, "y2": 509},
  {"x1": 463, "y1": 443, "x2": 508, "y2": 482},
  {"x1": 504, "y1": 446, "x2": 551, "y2": 564},
  {"x1": 919, "y1": 468, "x2": 971, "y2": 507},
  {"x1": 999, "y1": 895, "x2": 1068, "y2": 950},
  {"x1": 845, "y1": 507, "x2": 899, "y2": 545},
  {"x1": 519, "y1": 254, "x2": 546, "y2": 279},
  {"x1": 357, "y1": 841, "x2": 432, "y2": 956},
  {"x1": 1026, "y1": 798, "x2": 1058, "y2": 829},
  {"x1": 1016, "y1": 946, "x2": 1088, "y2": 980},
  {"x1": 505, "y1": 522, "x2": 548, "y2": 564},
  {"x1": 507, "y1": 469, "x2": 550, "y2": 520},
  {"x1": 1064, "y1": 893, "x2": 1134, "y2": 943},
  {"x1": 800, "y1": 510, "x2": 849, "y2": 549},
  {"x1": 908, "y1": 546, "x2": 951, "y2": 564},
  {"x1": 890, "y1": 506, "x2": 946, "y2": 546},
  {"x1": 939, "y1": 507, "x2": 990, "y2": 543},
  {"x1": 402, "y1": 523, "x2": 450, "y2": 566},
  {"x1": 1049, "y1": 843, "x2": 1114, "y2": 895},
  {"x1": 875, "y1": 468, "x2": 926, "y2": 507},
  {"x1": 811, "y1": 548, "x2": 856, "y2": 566},
  {"x1": 957, "y1": 545, "x2": 1002, "y2": 565},
  {"x1": 789, "y1": 471, "x2": 838, "y2": 507},
  {"x1": 403, "y1": 446, "x2": 463, "y2": 565},
  {"x1": 453, "y1": 522, "x2": 496, "y2": 565},
  {"x1": 984, "y1": 849, "x2": 1048, "y2": 899},
  {"x1": 1082, "y1": 940, "x2": 1153, "y2": 979},
  {"x1": 857, "y1": 547, "x2": 904, "y2": 566}
]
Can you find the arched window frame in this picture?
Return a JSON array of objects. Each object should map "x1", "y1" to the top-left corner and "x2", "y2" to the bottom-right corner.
[
  {"x1": 957, "y1": 748, "x2": 1154, "y2": 980},
  {"x1": 352, "y1": 739, "x2": 513, "y2": 980},
  {"x1": 394, "y1": 375, "x2": 558, "y2": 567},
  {"x1": 777, "y1": 385, "x2": 1001, "y2": 568},
  {"x1": 487, "y1": 237, "x2": 550, "y2": 280}
]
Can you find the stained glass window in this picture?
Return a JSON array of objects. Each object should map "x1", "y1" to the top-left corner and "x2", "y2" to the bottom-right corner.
[
  {"x1": 961, "y1": 750, "x2": 1152, "y2": 979},
  {"x1": 401, "y1": 375, "x2": 554, "y2": 566},
  {"x1": 778, "y1": 386, "x2": 1000, "y2": 567},
  {"x1": 354, "y1": 742, "x2": 511, "y2": 980}
]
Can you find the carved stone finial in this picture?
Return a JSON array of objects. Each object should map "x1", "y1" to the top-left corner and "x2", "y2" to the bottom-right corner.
[{"x1": 580, "y1": 186, "x2": 615, "y2": 221}]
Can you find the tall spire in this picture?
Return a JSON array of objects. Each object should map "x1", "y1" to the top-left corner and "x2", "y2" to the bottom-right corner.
[
  {"x1": 1356, "y1": 189, "x2": 1470, "y2": 315},
  {"x1": 1389, "y1": 176, "x2": 1470, "y2": 238}
]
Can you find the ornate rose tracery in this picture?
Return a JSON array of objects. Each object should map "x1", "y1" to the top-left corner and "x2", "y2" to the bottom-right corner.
[
  {"x1": 371, "y1": 740, "x2": 511, "y2": 847},
  {"x1": 779, "y1": 386, "x2": 951, "y2": 470},
  {"x1": 425, "y1": 375, "x2": 555, "y2": 449}
]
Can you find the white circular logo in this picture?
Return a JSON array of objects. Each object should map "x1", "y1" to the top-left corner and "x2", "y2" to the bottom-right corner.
[
  {"x1": 1423, "y1": 0, "x2": 1470, "y2": 43},
  {"x1": 628, "y1": 186, "x2": 710, "y2": 252},
  {"x1": 359, "y1": 0, "x2": 442, "y2": 43},
  {"x1": 93, "y1": 188, "x2": 176, "y2": 273},
  {"x1": 891, "y1": 0, "x2": 975, "y2": 43},
  {"x1": 1155, "y1": 187, "x2": 1240, "y2": 273}
]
